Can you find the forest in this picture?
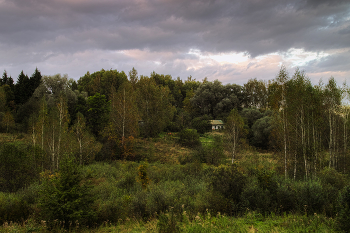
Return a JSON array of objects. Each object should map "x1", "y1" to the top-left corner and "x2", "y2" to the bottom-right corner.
[{"x1": 0, "y1": 66, "x2": 350, "y2": 232}]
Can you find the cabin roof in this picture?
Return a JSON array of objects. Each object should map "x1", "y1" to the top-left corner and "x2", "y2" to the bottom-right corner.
[{"x1": 209, "y1": 120, "x2": 224, "y2": 125}]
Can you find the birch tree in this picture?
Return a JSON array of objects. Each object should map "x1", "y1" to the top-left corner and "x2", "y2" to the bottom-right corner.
[
  {"x1": 324, "y1": 78, "x2": 342, "y2": 169},
  {"x1": 268, "y1": 66, "x2": 290, "y2": 179},
  {"x1": 55, "y1": 93, "x2": 69, "y2": 169},
  {"x1": 1, "y1": 111, "x2": 15, "y2": 133},
  {"x1": 105, "y1": 82, "x2": 139, "y2": 159},
  {"x1": 225, "y1": 109, "x2": 244, "y2": 164},
  {"x1": 71, "y1": 112, "x2": 100, "y2": 165}
]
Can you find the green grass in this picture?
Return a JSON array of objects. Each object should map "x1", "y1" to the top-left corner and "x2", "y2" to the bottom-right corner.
[{"x1": 0, "y1": 212, "x2": 337, "y2": 232}]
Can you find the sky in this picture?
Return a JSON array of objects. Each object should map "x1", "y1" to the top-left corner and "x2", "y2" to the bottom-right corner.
[{"x1": 0, "y1": 0, "x2": 349, "y2": 85}]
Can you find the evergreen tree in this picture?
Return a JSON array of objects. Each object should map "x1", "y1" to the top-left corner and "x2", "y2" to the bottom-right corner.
[
  {"x1": 14, "y1": 70, "x2": 30, "y2": 105},
  {"x1": 39, "y1": 156, "x2": 96, "y2": 228},
  {"x1": 29, "y1": 67, "x2": 42, "y2": 96}
]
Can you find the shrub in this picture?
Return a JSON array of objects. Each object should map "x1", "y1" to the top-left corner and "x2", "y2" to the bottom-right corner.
[
  {"x1": 195, "y1": 135, "x2": 225, "y2": 165},
  {"x1": 0, "y1": 192, "x2": 32, "y2": 225},
  {"x1": 38, "y1": 156, "x2": 96, "y2": 229},
  {"x1": 191, "y1": 115, "x2": 212, "y2": 134},
  {"x1": 138, "y1": 162, "x2": 150, "y2": 190},
  {"x1": 130, "y1": 190, "x2": 148, "y2": 219},
  {"x1": 0, "y1": 143, "x2": 40, "y2": 192},
  {"x1": 240, "y1": 176, "x2": 273, "y2": 214},
  {"x1": 337, "y1": 185, "x2": 350, "y2": 231},
  {"x1": 157, "y1": 208, "x2": 181, "y2": 233},
  {"x1": 178, "y1": 128, "x2": 201, "y2": 148},
  {"x1": 96, "y1": 194, "x2": 131, "y2": 223},
  {"x1": 275, "y1": 179, "x2": 296, "y2": 213},
  {"x1": 208, "y1": 165, "x2": 246, "y2": 214},
  {"x1": 318, "y1": 167, "x2": 346, "y2": 190},
  {"x1": 146, "y1": 187, "x2": 170, "y2": 217},
  {"x1": 294, "y1": 180, "x2": 326, "y2": 215}
]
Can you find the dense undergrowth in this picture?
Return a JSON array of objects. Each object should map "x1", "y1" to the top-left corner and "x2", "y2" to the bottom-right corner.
[{"x1": 0, "y1": 132, "x2": 350, "y2": 232}]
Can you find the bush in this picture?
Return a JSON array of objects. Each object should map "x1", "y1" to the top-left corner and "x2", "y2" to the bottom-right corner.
[
  {"x1": 294, "y1": 180, "x2": 326, "y2": 215},
  {"x1": 130, "y1": 190, "x2": 148, "y2": 219},
  {"x1": 318, "y1": 167, "x2": 346, "y2": 190},
  {"x1": 38, "y1": 156, "x2": 96, "y2": 229},
  {"x1": 240, "y1": 176, "x2": 273, "y2": 214},
  {"x1": 178, "y1": 128, "x2": 201, "y2": 148},
  {"x1": 0, "y1": 192, "x2": 32, "y2": 225},
  {"x1": 195, "y1": 135, "x2": 225, "y2": 165},
  {"x1": 275, "y1": 179, "x2": 296, "y2": 213},
  {"x1": 191, "y1": 115, "x2": 212, "y2": 134},
  {"x1": 0, "y1": 143, "x2": 40, "y2": 192},
  {"x1": 157, "y1": 208, "x2": 181, "y2": 233},
  {"x1": 318, "y1": 168, "x2": 345, "y2": 216},
  {"x1": 208, "y1": 165, "x2": 246, "y2": 214},
  {"x1": 337, "y1": 185, "x2": 350, "y2": 231}
]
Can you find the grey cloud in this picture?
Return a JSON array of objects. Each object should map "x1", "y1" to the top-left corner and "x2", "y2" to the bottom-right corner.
[
  {"x1": 301, "y1": 50, "x2": 350, "y2": 72},
  {"x1": 1, "y1": 0, "x2": 349, "y2": 55},
  {"x1": 0, "y1": 0, "x2": 350, "y2": 83}
]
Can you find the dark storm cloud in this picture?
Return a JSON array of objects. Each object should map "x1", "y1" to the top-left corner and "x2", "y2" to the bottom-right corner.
[
  {"x1": 1, "y1": 0, "x2": 349, "y2": 54},
  {"x1": 0, "y1": 0, "x2": 349, "y2": 81}
]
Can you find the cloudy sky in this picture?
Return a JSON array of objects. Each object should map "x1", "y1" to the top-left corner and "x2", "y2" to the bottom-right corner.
[{"x1": 0, "y1": 0, "x2": 349, "y2": 85}]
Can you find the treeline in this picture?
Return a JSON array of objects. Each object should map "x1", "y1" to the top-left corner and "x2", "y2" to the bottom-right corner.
[{"x1": 0, "y1": 67, "x2": 349, "y2": 178}]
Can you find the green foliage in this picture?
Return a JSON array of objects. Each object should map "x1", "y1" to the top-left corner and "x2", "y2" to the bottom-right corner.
[
  {"x1": 337, "y1": 185, "x2": 350, "y2": 231},
  {"x1": 0, "y1": 192, "x2": 32, "y2": 225},
  {"x1": 0, "y1": 143, "x2": 40, "y2": 192},
  {"x1": 318, "y1": 168, "x2": 347, "y2": 215},
  {"x1": 191, "y1": 115, "x2": 212, "y2": 134},
  {"x1": 77, "y1": 69, "x2": 128, "y2": 98},
  {"x1": 157, "y1": 208, "x2": 181, "y2": 233},
  {"x1": 191, "y1": 80, "x2": 243, "y2": 118},
  {"x1": 38, "y1": 156, "x2": 96, "y2": 229},
  {"x1": 240, "y1": 176, "x2": 274, "y2": 214},
  {"x1": 251, "y1": 115, "x2": 273, "y2": 149},
  {"x1": 194, "y1": 135, "x2": 224, "y2": 165},
  {"x1": 14, "y1": 70, "x2": 30, "y2": 106},
  {"x1": 86, "y1": 92, "x2": 110, "y2": 137},
  {"x1": 178, "y1": 128, "x2": 201, "y2": 147},
  {"x1": 245, "y1": 169, "x2": 279, "y2": 214},
  {"x1": 209, "y1": 165, "x2": 246, "y2": 214},
  {"x1": 240, "y1": 108, "x2": 263, "y2": 128},
  {"x1": 138, "y1": 162, "x2": 150, "y2": 190},
  {"x1": 318, "y1": 167, "x2": 346, "y2": 190},
  {"x1": 137, "y1": 76, "x2": 175, "y2": 137},
  {"x1": 294, "y1": 180, "x2": 326, "y2": 215}
]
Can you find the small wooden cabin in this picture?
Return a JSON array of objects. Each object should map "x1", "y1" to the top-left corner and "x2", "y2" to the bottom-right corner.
[{"x1": 209, "y1": 120, "x2": 225, "y2": 130}]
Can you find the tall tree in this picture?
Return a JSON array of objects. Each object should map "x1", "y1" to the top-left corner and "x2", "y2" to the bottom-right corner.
[
  {"x1": 0, "y1": 86, "x2": 6, "y2": 113},
  {"x1": 269, "y1": 66, "x2": 290, "y2": 179},
  {"x1": 71, "y1": 112, "x2": 100, "y2": 165},
  {"x1": 225, "y1": 109, "x2": 244, "y2": 164},
  {"x1": 105, "y1": 82, "x2": 139, "y2": 159},
  {"x1": 29, "y1": 68, "x2": 42, "y2": 96},
  {"x1": 191, "y1": 80, "x2": 242, "y2": 119},
  {"x1": 56, "y1": 93, "x2": 70, "y2": 169},
  {"x1": 136, "y1": 76, "x2": 175, "y2": 137},
  {"x1": 14, "y1": 70, "x2": 30, "y2": 105},
  {"x1": 324, "y1": 77, "x2": 342, "y2": 169},
  {"x1": 86, "y1": 93, "x2": 110, "y2": 137},
  {"x1": 243, "y1": 78, "x2": 268, "y2": 109},
  {"x1": 78, "y1": 69, "x2": 128, "y2": 98},
  {"x1": 129, "y1": 67, "x2": 138, "y2": 87}
]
